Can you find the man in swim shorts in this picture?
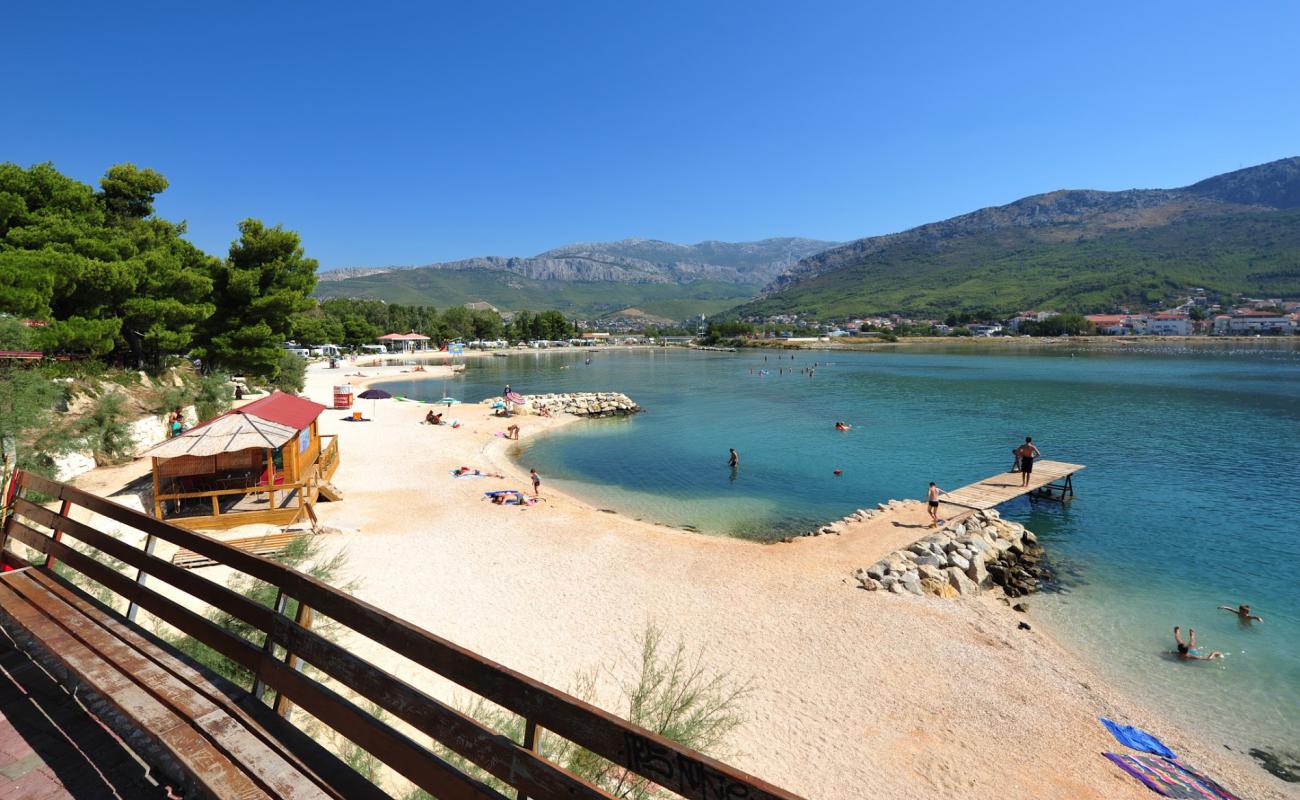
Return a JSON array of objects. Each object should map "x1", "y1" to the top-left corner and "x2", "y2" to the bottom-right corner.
[
  {"x1": 926, "y1": 482, "x2": 946, "y2": 528},
  {"x1": 1015, "y1": 436, "x2": 1041, "y2": 487},
  {"x1": 1218, "y1": 603, "x2": 1263, "y2": 623},
  {"x1": 728, "y1": 448, "x2": 739, "y2": 468},
  {"x1": 1173, "y1": 626, "x2": 1223, "y2": 660}
]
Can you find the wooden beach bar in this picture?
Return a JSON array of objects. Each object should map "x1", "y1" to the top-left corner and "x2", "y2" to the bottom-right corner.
[{"x1": 148, "y1": 391, "x2": 341, "y2": 530}]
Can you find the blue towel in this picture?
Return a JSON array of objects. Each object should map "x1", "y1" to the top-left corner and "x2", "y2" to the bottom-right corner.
[{"x1": 1100, "y1": 718, "x2": 1176, "y2": 759}]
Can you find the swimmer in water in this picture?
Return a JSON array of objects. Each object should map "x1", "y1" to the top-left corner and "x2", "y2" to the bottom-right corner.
[
  {"x1": 1218, "y1": 603, "x2": 1263, "y2": 623},
  {"x1": 1173, "y1": 626, "x2": 1223, "y2": 660}
]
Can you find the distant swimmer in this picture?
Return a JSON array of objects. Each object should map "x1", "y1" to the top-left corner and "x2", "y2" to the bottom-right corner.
[
  {"x1": 834, "y1": 421, "x2": 851, "y2": 431},
  {"x1": 1014, "y1": 436, "x2": 1041, "y2": 487},
  {"x1": 926, "y1": 482, "x2": 947, "y2": 528},
  {"x1": 728, "y1": 448, "x2": 739, "y2": 468},
  {"x1": 1173, "y1": 626, "x2": 1223, "y2": 660},
  {"x1": 1219, "y1": 604, "x2": 1263, "y2": 623}
]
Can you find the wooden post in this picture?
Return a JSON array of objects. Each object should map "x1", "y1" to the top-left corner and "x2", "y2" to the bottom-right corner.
[
  {"x1": 125, "y1": 534, "x2": 158, "y2": 622},
  {"x1": 251, "y1": 588, "x2": 288, "y2": 702},
  {"x1": 43, "y1": 499, "x2": 72, "y2": 573},
  {"x1": 265, "y1": 449, "x2": 276, "y2": 508},
  {"x1": 516, "y1": 719, "x2": 540, "y2": 800},
  {"x1": 151, "y1": 458, "x2": 162, "y2": 519},
  {"x1": 211, "y1": 494, "x2": 221, "y2": 517},
  {"x1": 274, "y1": 601, "x2": 313, "y2": 720}
]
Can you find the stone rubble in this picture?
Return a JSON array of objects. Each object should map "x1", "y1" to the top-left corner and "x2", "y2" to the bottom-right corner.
[
  {"x1": 852, "y1": 509, "x2": 1050, "y2": 599},
  {"x1": 789, "y1": 498, "x2": 918, "y2": 540},
  {"x1": 512, "y1": 392, "x2": 641, "y2": 418}
]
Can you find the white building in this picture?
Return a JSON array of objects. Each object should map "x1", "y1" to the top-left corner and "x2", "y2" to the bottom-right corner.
[
  {"x1": 1213, "y1": 311, "x2": 1295, "y2": 335},
  {"x1": 1146, "y1": 314, "x2": 1191, "y2": 336}
]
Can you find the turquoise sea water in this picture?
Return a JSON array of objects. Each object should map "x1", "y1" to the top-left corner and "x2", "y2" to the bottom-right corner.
[{"x1": 378, "y1": 344, "x2": 1300, "y2": 772}]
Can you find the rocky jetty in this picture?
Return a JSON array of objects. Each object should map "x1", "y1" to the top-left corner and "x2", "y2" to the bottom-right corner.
[
  {"x1": 854, "y1": 509, "x2": 1049, "y2": 599},
  {"x1": 783, "y1": 499, "x2": 913, "y2": 540},
  {"x1": 519, "y1": 392, "x2": 640, "y2": 418}
]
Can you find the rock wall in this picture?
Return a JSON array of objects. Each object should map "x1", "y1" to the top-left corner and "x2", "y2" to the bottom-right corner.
[
  {"x1": 854, "y1": 508, "x2": 1048, "y2": 599},
  {"x1": 516, "y1": 392, "x2": 640, "y2": 418},
  {"x1": 52, "y1": 405, "x2": 197, "y2": 481}
]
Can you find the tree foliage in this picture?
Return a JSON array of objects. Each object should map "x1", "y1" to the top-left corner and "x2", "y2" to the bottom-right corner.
[
  {"x1": 198, "y1": 219, "x2": 318, "y2": 376},
  {"x1": 1021, "y1": 313, "x2": 1094, "y2": 336},
  {"x1": 0, "y1": 161, "x2": 215, "y2": 364}
]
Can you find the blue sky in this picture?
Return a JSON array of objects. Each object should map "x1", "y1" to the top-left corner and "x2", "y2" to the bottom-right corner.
[{"x1": 6, "y1": 1, "x2": 1297, "y2": 269}]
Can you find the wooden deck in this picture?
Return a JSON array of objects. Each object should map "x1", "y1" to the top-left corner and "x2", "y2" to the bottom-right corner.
[{"x1": 940, "y1": 460, "x2": 1085, "y2": 510}]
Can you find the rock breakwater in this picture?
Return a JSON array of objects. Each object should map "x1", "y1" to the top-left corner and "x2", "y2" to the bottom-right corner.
[
  {"x1": 854, "y1": 509, "x2": 1049, "y2": 599},
  {"x1": 519, "y1": 392, "x2": 641, "y2": 418},
  {"x1": 782, "y1": 498, "x2": 913, "y2": 540}
]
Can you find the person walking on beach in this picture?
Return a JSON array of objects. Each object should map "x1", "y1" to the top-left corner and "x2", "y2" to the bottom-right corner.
[
  {"x1": 530, "y1": 468, "x2": 541, "y2": 495},
  {"x1": 926, "y1": 482, "x2": 946, "y2": 528},
  {"x1": 1015, "y1": 437, "x2": 1041, "y2": 487},
  {"x1": 1218, "y1": 603, "x2": 1263, "y2": 623},
  {"x1": 728, "y1": 448, "x2": 739, "y2": 468},
  {"x1": 1173, "y1": 626, "x2": 1223, "y2": 660}
]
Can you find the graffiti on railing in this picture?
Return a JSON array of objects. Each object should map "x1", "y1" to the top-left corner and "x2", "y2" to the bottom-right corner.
[{"x1": 624, "y1": 732, "x2": 762, "y2": 799}]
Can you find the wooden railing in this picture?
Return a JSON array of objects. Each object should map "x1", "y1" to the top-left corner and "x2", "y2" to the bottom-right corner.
[
  {"x1": 319, "y1": 435, "x2": 339, "y2": 481},
  {"x1": 0, "y1": 471, "x2": 801, "y2": 800}
]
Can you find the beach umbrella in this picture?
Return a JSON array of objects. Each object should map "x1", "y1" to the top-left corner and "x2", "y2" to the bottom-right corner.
[{"x1": 357, "y1": 388, "x2": 392, "y2": 417}]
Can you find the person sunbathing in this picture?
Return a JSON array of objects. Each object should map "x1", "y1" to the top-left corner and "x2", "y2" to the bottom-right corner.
[{"x1": 425, "y1": 410, "x2": 443, "y2": 425}]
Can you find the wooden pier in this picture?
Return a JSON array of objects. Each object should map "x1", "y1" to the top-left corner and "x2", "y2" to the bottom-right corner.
[{"x1": 940, "y1": 460, "x2": 1085, "y2": 510}]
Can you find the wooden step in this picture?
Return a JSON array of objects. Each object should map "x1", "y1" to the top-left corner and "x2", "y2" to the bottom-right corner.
[
  {"x1": 172, "y1": 532, "x2": 306, "y2": 570},
  {"x1": 315, "y1": 482, "x2": 342, "y2": 502}
]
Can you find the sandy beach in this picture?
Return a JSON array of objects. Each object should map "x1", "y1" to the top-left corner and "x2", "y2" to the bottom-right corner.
[{"x1": 69, "y1": 359, "x2": 1293, "y2": 799}]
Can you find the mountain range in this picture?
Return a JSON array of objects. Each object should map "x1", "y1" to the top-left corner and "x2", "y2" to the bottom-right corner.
[
  {"x1": 737, "y1": 157, "x2": 1300, "y2": 318},
  {"x1": 314, "y1": 237, "x2": 839, "y2": 321},
  {"x1": 315, "y1": 157, "x2": 1300, "y2": 322}
]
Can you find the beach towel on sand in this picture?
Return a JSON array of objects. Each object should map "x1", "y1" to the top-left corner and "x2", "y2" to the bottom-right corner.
[
  {"x1": 1101, "y1": 718, "x2": 1176, "y2": 759},
  {"x1": 1104, "y1": 754, "x2": 1241, "y2": 800}
]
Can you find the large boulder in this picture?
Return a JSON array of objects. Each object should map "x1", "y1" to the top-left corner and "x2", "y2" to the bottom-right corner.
[
  {"x1": 913, "y1": 552, "x2": 945, "y2": 568},
  {"x1": 898, "y1": 571, "x2": 923, "y2": 596},
  {"x1": 946, "y1": 567, "x2": 979, "y2": 596}
]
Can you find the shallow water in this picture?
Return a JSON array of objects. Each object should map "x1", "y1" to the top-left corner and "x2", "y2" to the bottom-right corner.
[{"x1": 379, "y1": 344, "x2": 1300, "y2": 766}]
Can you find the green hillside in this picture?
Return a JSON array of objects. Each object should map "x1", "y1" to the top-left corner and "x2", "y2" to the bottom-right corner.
[
  {"x1": 734, "y1": 210, "x2": 1300, "y2": 318},
  {"x1": 313, "y1": 267, "x2": 758, "y2": 320}
]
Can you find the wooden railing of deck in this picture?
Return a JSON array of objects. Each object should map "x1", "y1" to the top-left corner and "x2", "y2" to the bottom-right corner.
[{"x1": 0, "y1": 470, "x2": 802, "y2": 800}]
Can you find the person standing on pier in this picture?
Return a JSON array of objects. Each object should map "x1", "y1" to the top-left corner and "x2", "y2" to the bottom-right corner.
[{"x1": 1015, "y1": 437, "x2": 1041, "y2": 487}]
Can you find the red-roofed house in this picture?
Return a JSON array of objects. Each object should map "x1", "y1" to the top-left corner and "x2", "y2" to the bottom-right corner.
[
  {"x1": 1147, "y1": 313, "x2": 1191, "y2": 336},
  {"x1": 146, "y1": 391, "x2": 340, "y2": 530},
  {"x1": 1084, "y1": 314, "x2": 1132, "y2": 335}
]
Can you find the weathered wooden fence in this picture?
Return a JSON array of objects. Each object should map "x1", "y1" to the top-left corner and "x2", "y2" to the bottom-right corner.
[{"x1": 0, "y1": 470, "x2": 802, "y2": 800}]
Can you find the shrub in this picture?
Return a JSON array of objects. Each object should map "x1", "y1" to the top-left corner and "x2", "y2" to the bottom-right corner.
[
  {"x1": 421, "y1": 623, "x2": 750, "y2": 799},
  {"x1": 76, "y1": 392, "x2": 135, "y2": 465},
  {"x1": 271, "y1": 351, "x2": 306, "y2": 394},
  {"x1": 194, "y1": 372, "x2": 232, "y2": 421}
]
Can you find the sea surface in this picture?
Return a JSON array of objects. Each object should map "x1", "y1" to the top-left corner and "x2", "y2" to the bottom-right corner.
[{"x1": 378, "y1": 343, "x2": 1300, "y2": 775}]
